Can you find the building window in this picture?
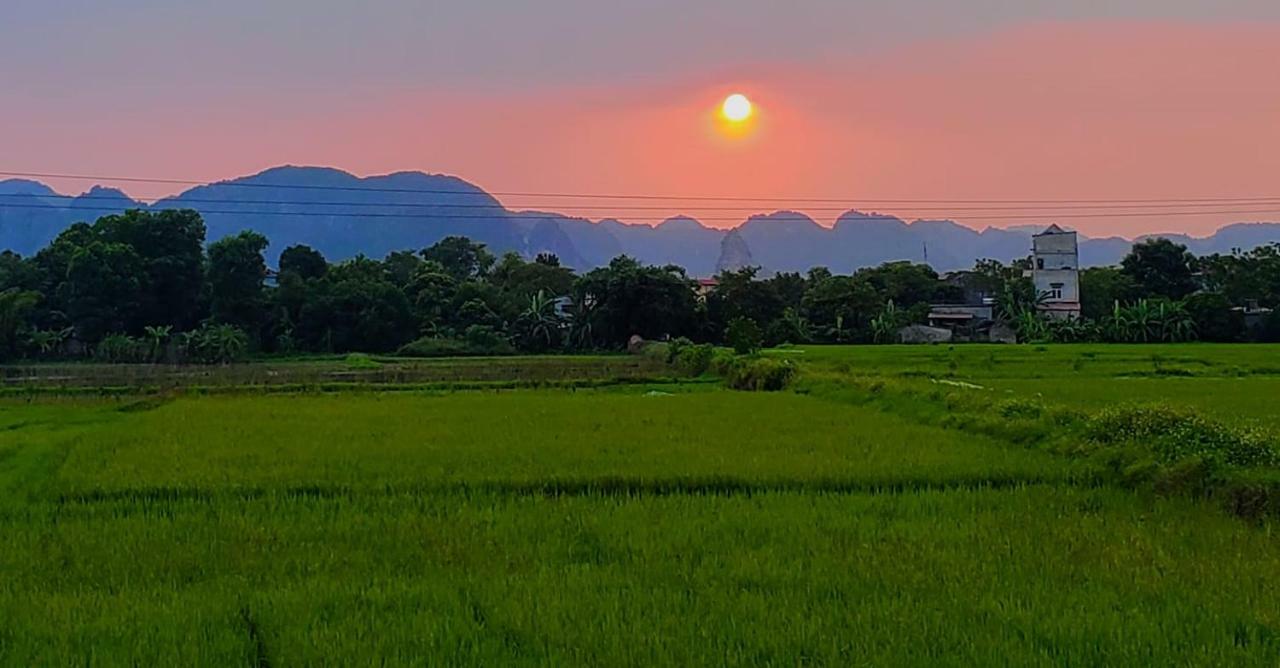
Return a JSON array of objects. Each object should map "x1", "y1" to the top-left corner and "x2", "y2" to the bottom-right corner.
[
  {"x1": 1036, "y1": 258, "x2": 1045, "y2": 270},
  {"x1": 1048, "y1": 283, "x2": 1063, "y2": 300}
]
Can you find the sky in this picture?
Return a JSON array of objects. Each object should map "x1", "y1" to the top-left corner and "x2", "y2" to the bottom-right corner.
[{"x1": 3, "y1": 0, "x2": 1280, "y2": 236}]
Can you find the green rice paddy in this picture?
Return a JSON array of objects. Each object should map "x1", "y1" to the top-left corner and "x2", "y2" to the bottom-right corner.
[{"x1": 2, "y1": 345, "x2": 1279, "y2": 665}]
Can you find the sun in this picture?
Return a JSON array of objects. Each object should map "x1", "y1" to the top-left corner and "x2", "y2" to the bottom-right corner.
[{"x1": 721, "y1": 93, "x2": 753, "y2": 122}]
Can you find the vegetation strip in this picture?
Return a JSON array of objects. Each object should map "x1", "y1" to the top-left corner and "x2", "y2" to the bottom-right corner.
[{"x1": 48, "y1": 476, "x2": 1068, "y2": 510}]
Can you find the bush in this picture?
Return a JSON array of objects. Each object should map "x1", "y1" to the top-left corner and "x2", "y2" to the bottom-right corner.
[
  {"x1": 1218, "y1": 470, "x2": 1280, "y2": 520},
  {"x1": 398, "y1": 327, "x2": 516, "y2": 358},
  {"x1": 710, "y1": 348, "x2": 737, "y2": 376},
  {"x1": 186, "y1": 324, "x2": 250, "y2": 364},
  {"x1": 1087, "y1": 405, "x2": 1279, "y2": 468},
  {"x1": 723, "y1": 357, "x2": 796, "y2": 391},
  {"x1": 725, "y1": 317, "x2": 763, "y2": 355},
  {"x1": 94, "y1": 334, "x2": 148, "y2": 363},
  {"x1": 344, "y1": 353, "x2": 381, "y2": 369},
  {"x1": 996, "y1": 398, "x2": 1044, "y2": 420},
  {"x1": 397, "y1": 337, "x2": 470, "y2": 357},
  {"x1": 675, "y1": 343, "x2": 714, "y2": 376},
  {"x1": 665, "y1": 337, "x2": 694, "y2": 364}
]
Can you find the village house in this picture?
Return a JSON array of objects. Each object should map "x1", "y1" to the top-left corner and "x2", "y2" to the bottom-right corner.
[{"x1": 1027, "y1": 224, "x2": 1082, "y2": 319}]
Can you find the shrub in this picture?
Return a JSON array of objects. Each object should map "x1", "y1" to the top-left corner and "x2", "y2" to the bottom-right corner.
[
  {"x1": 675, "y1": 343, "x2": 714, "y2": 376},
  {"x1": 724, "y1": 357, "x2": 796, "y2": 391},
  {"x1": 710, "y1": 348, "x2": 737, "y2": 376},
  {"x1": 397, "y1": 337, "x2": 469, "y2": 357},
  {"x1": 725, "y1": 317, "x2": 763, "y2": 355},
  {"x1": 665, "y1": 337, "x2": 694, "y2": 364},
  {"x1": 464, "y1": 325, "x2": 513, "y2": 353},
  {"x1": 1087, "y1": 405, "x2": 1279, "y2": 468},
  {"x1": 186, "y1": 324, "x2": 250, "y2": 364},
  {"x1": 398, "y1": 328, "x2": 516, "y2": 358},
  {"x1": 344, "y1": 353, "x2": 381, "y2": 369},
  {"x1": 94, "y1": 334, "x2": 148, "y2": 363},
  {"x1": 1218, "y1": 471, "x2": 1280, "y2": 520},
  {"x1": 997, "y1": 398, "x2": 1044, "y2": 420}
]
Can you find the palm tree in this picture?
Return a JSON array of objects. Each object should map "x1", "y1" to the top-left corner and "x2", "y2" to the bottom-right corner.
[
  {"x1": 143, "y1": 325, "x2": 173, "y2": 363},
  {"x1": 1014, "y1": 310, "x2": 1050, "y2": 343},
  {"x1": 194, "y1": 325, "x2": 249, "y2": 364},
  {"x1": 518, "y1": 290, "x2": 563, "y2": 351},
  {"x1": 827, "y1": 314, "x2": 850, "y2": 343},
  {"x1": 780, "y1": 307, "x2": 812, "y2": 344},
  {"x1": 26, "y1": 327, "x2": 71, "y2": 358},
  {"x1": 563, "y1": 298, "x2": 597, "y2": 351},
  {"x1": 995, "y1": 281, "x2": 1046, "y2": 323},
  {"x1": 870, "y1": 300, "x2": 901, "y2": 344}
]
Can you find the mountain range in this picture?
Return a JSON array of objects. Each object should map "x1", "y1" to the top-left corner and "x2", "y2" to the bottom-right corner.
[{"x1": 3, "y1": 166, "x2": 1279, "y2": 276}]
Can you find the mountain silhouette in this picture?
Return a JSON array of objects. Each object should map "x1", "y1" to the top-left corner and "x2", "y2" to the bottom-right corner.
[{"x1": 3, "y1": 166, "x2": 1279, "y2": 275}]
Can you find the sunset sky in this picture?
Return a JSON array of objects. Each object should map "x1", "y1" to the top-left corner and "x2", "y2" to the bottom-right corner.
[{"x1": 4, "y1": 0, "x2": 1280, "y2": 236}]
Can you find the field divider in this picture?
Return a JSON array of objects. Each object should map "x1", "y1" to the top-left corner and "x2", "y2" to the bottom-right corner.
[
  {"x1": 45, "y1": 475, "x2": 1081, "y2": 511},
  {"x1": 0, "y1": 376, "x2": 721, "y2": 398},
  {"x1": 795, "y1": 371, "x2": 1280, "y2": 521}
]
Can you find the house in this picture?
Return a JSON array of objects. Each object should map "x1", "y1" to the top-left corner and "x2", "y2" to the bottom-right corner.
[
  {"x1": 925, "y1": 272, "x2": 1001, "y2": 341},
  {"x1": 1027, "y1": 224, "x2": 1082, "y2": 319},
  {"x1": 695, "y1": 278, "x2": 719, "y2": 301},
  {"x1": 1234, "y1": 300, "x2": 1274, "y2": 334},
  {"x1": 927, "y1": 304, "x2": 995, "y2": 329},
  {"x1": 922, "y1": 303, "x2": 1013, "y2": 342},
  {"x1": 939, "y1": 270, "x2": 998, "y2": 306}
]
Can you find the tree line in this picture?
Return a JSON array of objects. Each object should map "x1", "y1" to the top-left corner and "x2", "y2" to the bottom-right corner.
[{"x1": 1, "y1": 209, "x2": 1278, "y2": 362}]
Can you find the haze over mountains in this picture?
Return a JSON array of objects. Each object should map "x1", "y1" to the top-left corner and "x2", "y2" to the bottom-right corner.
[{"x1": 3, "y1": 166, "x2": 1279, "y2": 276}]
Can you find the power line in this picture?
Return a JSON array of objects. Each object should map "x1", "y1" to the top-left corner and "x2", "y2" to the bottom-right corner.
[
  {"x1": 5, "y1": 169, "x2": 1280, "y2": 205},
  {"x1": 1, "y1": 201, "x2": 1277, "y2": 223},
  {"x1": 6, "y1": 191, "x2": 1280, "y2": 213}
]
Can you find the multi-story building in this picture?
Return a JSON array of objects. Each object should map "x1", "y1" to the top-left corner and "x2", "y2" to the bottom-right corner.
[{"x1": 1028, "y1": 224, "x2": 1081, "y2": 319}]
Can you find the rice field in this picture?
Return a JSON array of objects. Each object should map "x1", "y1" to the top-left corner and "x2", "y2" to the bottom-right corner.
[{"x1": 2, "y1": 346, "x2": 1280, "y2": 665}]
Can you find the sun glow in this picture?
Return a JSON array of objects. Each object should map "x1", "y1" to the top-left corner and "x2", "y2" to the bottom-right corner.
[{"x1": 721, "y1": 93, "x2": 753, "y2": 122}]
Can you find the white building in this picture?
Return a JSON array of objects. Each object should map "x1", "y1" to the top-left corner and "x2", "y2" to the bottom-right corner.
[{"x1": 1028, "y1": 224, "x2": 1081, "y2": 319}]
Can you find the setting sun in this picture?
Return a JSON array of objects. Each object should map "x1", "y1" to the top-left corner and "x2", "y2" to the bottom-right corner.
[{"x1": 721, "y1": 93, "x2": 753, "y2": 122}]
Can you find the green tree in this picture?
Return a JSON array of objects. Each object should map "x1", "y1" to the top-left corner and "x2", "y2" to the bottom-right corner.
[
  {"x1": 573, "y1": 256, "x2": 698, "y2": 346},
  {"x1": 278, "y1": 244, "x2": 328, "y2": 281},
  {"x1": 95, "y1": 209, "x2": 206, "y2": 330},
  {"x1": 801, "y1": 274, "x2": 879, "y2": 343},
  {"x1": 0, "y1": 288, "x2": 40, "y2": 361},
  {"x1": 725, "y1": 316, "x2": 763, "y2": 355},
  {"x1": 207, "y1": 231, "x2": 269, "y2": 337},
  {"x1": 299, "y1": 276, "x2": 415, "y2": 353},
  {"x1": 1122, "y1": 238, "x2": 1198, "y2": 300},
  {"x1": 707, "y1": 267, "x2": 785, "y2": 338},
  {"x1": 489, "y1": 252, "x2": 575, "y2": 304},
  {"x1": 63, "y1": 241, "x2": 145, "y2": 341},
  {"x1": 421, "y1": 236, "x2": 495, "y2": 282},
  {"x1": 1080, "y1": 267, "x2": 1139, "y2": 320},
  {"x1": 1199, "y1": 244, "x2": 1280, "y2": 308},
  {"x1": 766, "y1": 272, "x2": 807, "y2": 310},
  {"x1": 855, "y1": 261, "x2": 942, "y2": 308},
  {"x1": 404, "y1": 262, "x2": 459, "y2": 336},
  {"x1": 1183, "y1": 293, "x2": 1244, "y2": 342},
  {"x1": 383, "y1": 250, "x2": 423, "y2": 288}
]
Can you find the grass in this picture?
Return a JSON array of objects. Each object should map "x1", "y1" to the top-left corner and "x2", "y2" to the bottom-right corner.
[
  {"x1": 0, "y1": 354, "x2": 671, "y2": 391},
  {"x1": 2, "y1": 345, "x2": 1280, "y2": 664},
  {"x1": 13, "y1": 391, "x2": 1068, "y2": 499},
  {"x1": 794, "y1": 342, "x2": 1280, "y2": 427},
  {"x1": 6, "y1": 487, "x2": 1280, "y2": 665}
]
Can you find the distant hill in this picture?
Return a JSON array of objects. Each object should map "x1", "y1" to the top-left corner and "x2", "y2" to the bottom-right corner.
[{"x1": 3, "y1": 166, "x2": 1280, "y2": 274}]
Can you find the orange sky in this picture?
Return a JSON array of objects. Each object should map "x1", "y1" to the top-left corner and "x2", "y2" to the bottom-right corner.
[{"x1": 12, "y1": 21, "x2": 1280, "y2": 237}]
